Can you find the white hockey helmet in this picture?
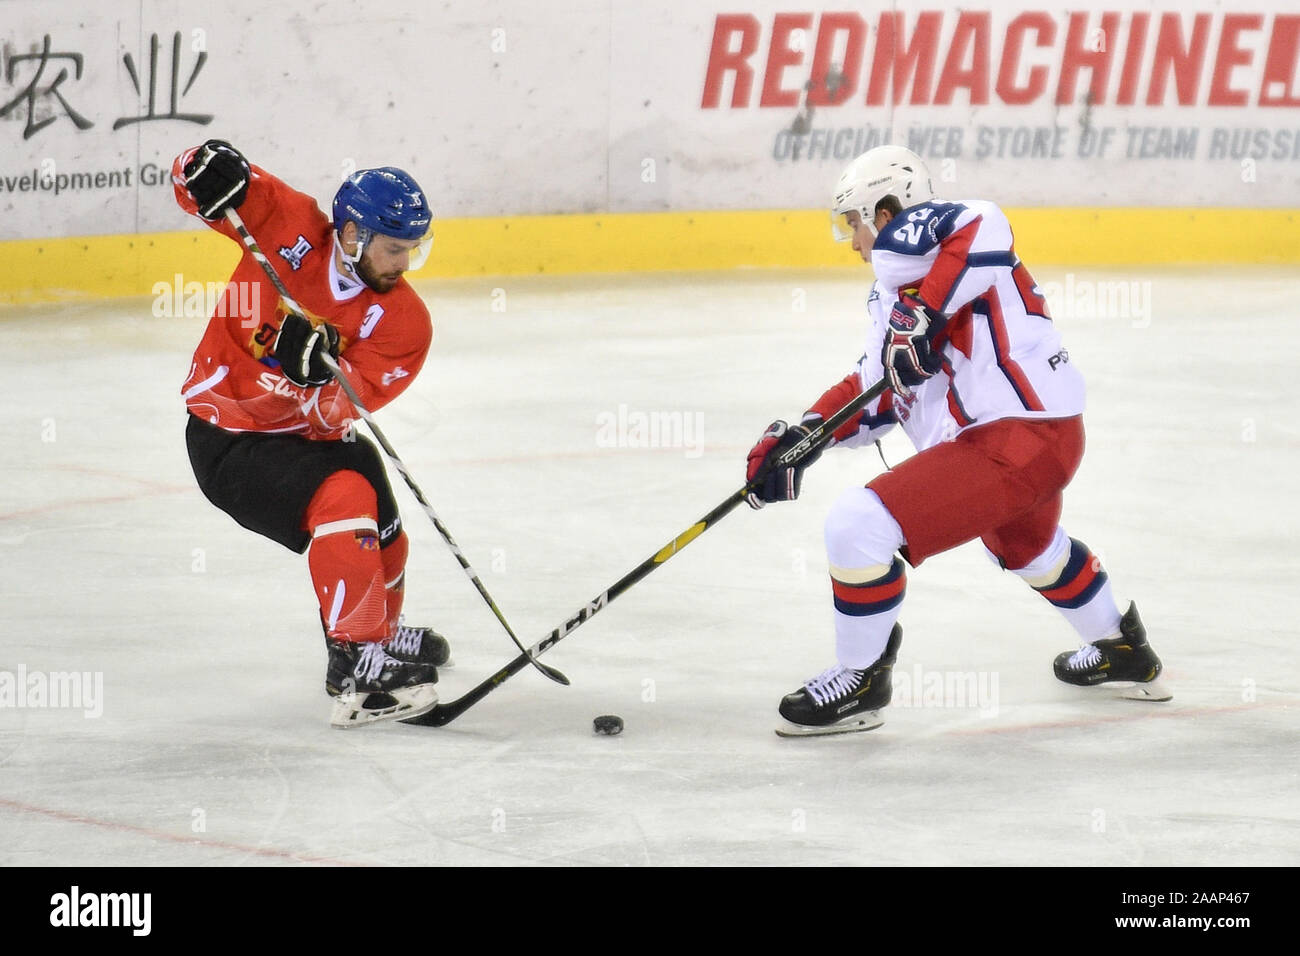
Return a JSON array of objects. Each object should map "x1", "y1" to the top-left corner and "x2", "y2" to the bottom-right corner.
[{"x1": 831, "y1": 145, "x2": 935, "y2": 241}]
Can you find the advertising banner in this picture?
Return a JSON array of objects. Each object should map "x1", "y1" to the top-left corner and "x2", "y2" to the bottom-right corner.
[{"x1": 2, "y1": 1, "x2": 1297, "y2": 242}]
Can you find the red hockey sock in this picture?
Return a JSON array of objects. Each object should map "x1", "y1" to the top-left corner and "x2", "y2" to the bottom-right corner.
[
  {"x1": 304, "y1": 471, "x2": 387, "y2": 642},
  {"x1": 380, "y1": 531, "x2": 409, "y2": 634}
]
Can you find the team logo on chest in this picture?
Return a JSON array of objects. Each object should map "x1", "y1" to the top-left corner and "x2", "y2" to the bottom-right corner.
[{"x1": 278, "y1": 235, "x2": 314, "y2": 271}]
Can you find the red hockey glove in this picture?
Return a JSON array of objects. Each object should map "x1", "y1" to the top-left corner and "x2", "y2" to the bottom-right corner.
[{"x1": 745, "y1": 417, "x2": 825, "y2": 510}]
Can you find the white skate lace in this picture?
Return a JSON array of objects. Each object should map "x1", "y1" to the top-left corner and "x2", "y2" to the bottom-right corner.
[
  {"x1": 389, "y1": 624, "x2": 423, "y2": 655},
  {"x1": 804, "y1": 665, "x2": 864, "y2": 706},
  {"x1": 355, "y1": 641, "x2": 393, "y2": 682},
  {"x1": 1065, "y1": 644, "x2": 1102, "y2": 671}
]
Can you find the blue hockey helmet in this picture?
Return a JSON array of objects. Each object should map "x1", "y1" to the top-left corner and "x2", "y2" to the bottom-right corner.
[{"x1": 333, "y1": 167, "x2": 434, "y2": 268}]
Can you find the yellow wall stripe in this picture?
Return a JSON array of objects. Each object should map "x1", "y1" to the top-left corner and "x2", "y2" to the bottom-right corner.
[{"x1": 2, "y1": 208, "x2": 1296, "y2": 304}]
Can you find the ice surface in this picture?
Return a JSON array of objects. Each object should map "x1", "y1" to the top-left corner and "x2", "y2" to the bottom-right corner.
[{"x1": 1, "y1": 267, "x2": 1296, "y2": 866}]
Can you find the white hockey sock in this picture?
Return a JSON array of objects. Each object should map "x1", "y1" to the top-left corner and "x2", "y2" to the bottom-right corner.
[{"x1": 825, "y1": 487, "x2": 907, "y2": 668}]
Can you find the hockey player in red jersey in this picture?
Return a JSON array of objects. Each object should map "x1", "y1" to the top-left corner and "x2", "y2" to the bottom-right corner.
[
  {"x1": 745, "y1": 145, "x2": 1169, "y2": 736},
  {"x1": 175, "y1": 139, "x2": 449, "y2": 728}
]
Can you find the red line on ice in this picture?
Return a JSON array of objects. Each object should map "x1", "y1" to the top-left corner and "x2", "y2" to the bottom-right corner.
[
  {"x1": 0, "y1": 489, "x2": 190, "y2": 522},
  {"x1": 0, "y1": 796, "x2": 362, "y2": 866}
]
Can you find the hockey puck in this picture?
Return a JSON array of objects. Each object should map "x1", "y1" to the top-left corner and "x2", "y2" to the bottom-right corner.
[{"x1": 593, "y1": 715, "x2": 624, "y2": 735}]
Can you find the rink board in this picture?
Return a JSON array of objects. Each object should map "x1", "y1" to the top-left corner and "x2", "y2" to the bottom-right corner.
[{"x1": 3, "y1": 206, "x2": 1299, "y2": 304}]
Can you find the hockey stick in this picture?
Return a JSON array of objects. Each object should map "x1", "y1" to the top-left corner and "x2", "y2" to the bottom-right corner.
[
  {"x1": 223, "y1": 208, "x2": 569, "y2": 687},
  {"x1": 404, "y1": 376, "x2": 890, "y2": 726}
]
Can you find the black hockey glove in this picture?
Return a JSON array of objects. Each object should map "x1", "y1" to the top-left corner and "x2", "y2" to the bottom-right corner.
[
  {"x1": 881, "y1": 291, "x2": 946, "y2": 397},
  {"x1": 183, "y1": 140, "x2": 251, "y2": 220},
  {"x1": 745, "y1": 416, "x2": 825, "y2": 510},
  {"x1": 273, "y1": 313, "x2": 340, "y2": 387}
]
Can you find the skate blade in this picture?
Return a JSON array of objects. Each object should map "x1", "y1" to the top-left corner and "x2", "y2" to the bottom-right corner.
[
  {"x1": 330, "y1": 684, "x2": 438, "y2": 729},
  {"x1": 1114, "y1": 678, "x2": 1172, "y2": 702},
  {"x1": 775, "y1": 711, "x2": 885, "y2": 738}
]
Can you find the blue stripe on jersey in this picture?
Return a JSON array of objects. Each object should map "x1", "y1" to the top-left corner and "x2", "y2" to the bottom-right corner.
[
  {"x1": 859, "y1": 407, "x2": 896, "y2": 431},
  {"x1": 940, "y1": 359, "x2": 976, "y2": 426},
  {"x1": 932, "y1": 252, "x2": 1013, "y2": 312},
  {"x1": 937, "y1": 266, "x2": 970, "y2": 313},
  {"x1": 965, "y1": 251, "x2": 1015, "y2": 268},
  {"x1": 969, "y1": 298, "x2": 1037, "y2": 412}
]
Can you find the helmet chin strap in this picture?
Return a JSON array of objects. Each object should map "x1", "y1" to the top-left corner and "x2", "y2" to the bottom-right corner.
[{"x1": 337, "y1": 226, "x2": 372, "y2": 269}]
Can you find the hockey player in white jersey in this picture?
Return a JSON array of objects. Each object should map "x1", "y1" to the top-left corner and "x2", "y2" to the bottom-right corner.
[{"x1": 744, "y1": 145, "x2": 1170, "y2": 736}]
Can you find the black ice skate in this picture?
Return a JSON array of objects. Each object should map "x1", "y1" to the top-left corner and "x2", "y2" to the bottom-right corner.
[
  {"x1": 325, "y1": 638, "x2": 438, "y2": 728},
  {"x1": 776, "y1": 624, "x2": 902, "y2": 737},
  {"x1": 386, "y1": 616, "x2": 453, "y2": 668},
  {"x1": 1053, "y1": 602, "x2": 1171, "y2": 702}
]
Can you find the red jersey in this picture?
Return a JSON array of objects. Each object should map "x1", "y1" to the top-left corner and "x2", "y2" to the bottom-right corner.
[{"x1": 174, "y1": 149, "x2": 432, "y2": 439}]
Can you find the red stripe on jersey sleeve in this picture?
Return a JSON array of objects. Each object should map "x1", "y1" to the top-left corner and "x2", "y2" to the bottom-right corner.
[
  {"x1": 1012, "y1": 259, "x2": 1051, "y2": 319},
  {"x1": 808, "y1": 373, "x2": 868, "y2": 441},
  {"x1": 945, "y1": 388, "x2": 974, "y2": 427},
  {"x1": 935, "y1": 303, "x2": 975, "y2": 358},
  {"x1": 918, "y1": 217, "x2": 982, "y2": 313}
]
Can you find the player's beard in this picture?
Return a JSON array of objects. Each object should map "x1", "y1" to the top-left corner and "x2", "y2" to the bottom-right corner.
[{"x1": 356, "y1": 255, "x2": 402, "y2": 294}]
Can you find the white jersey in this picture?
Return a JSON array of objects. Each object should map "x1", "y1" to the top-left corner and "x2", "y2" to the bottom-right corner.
[{"x1": 832, "y1": 198, "x2": 1086, "y2": 454}]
